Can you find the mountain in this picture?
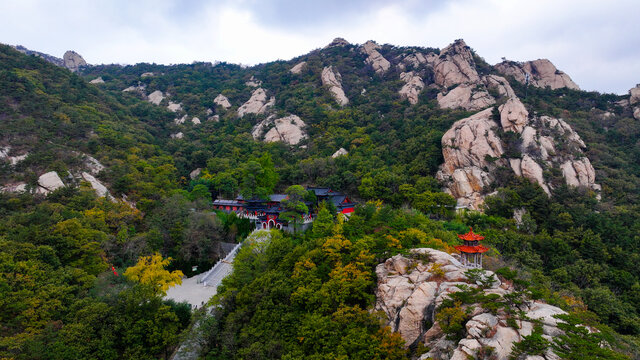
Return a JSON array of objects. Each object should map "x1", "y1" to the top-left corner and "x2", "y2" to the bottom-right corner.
[{"x1": 1, "y1": 38, "x2": 640, "y2": 359}]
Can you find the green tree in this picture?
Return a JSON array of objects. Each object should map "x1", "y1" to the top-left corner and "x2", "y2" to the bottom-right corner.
[{"x1": 280, "y1": 185, "x2": 309, "y2": 234}]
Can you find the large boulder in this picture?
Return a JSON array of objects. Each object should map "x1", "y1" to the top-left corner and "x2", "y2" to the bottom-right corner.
[
  {"x1": 361, "y1": 40, "x2": 391, "y2": 74},
  {"x1": 483, "y1": 75, "x2": 516, "y2": 99},
  {"x1": 147, "y1": 90, "x2": 165, "y2": 105},
  {"x1": 290, "y1": 61, "x2": 307, "y2": 74},
  {"x1": 252, "y1": 115, "x2": 307, "y2": 145},
  {"x1": 495, "y1": 59, "x2": 579, "y2": 90},
  {"x1": 62, "y1": 50, "x2": 86, "y2": 72},
  {"x1": 629, "y1": 84, "x2": 640, "y2": 106},
  {"x1": 399, "y1": 72, "x2": 425, "y2": 105},
  {"x1": 437, "y1": 83, "x2": 495, "y2": 111},
  {"x1": 325, "y1": 37, "x2": 350, "y2": 48},
  {"x1": 322, "y1": 66, "x2": 349, "y2": 106},
  {"x1": 237, "y1": 88, "x2": 274, "y2": 117},
  {"x1": 433, "y1": 39, "x2": 480, "y2": 88},
  {"x1": 499, "y1": 97, "x2": 529, "y2": 133},
  {"x1": 214, "y1": 94, "x2": 232, "y2": 109},
  {"x1": 332, "y1": 148, "x2": 348, "y2": 158},
  {"x1": 37, "y1": 171, "x2": 65, "y2": 195},
  {"x1": 81, "y1": 172, "x2": 109, "y2": 198}
]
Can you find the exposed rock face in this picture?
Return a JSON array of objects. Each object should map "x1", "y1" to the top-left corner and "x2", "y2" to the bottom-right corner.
[
  {"x1": 0, "y1": 146, "x2": 28, "y2": 165},
  {"x1": 399, "y1": 72, "x2": 425, "y2": 105},
  {"x1": 89, "y1": 77, "x2": 104, "y2": 84},
  {"x1": 484, "y1": 75, "x2": 516, "y2": 99},
  {"x1": 214, "y1": 94, "x2": 232, "y2": 109},
  {"x1": 191, "y1": 117, "x2": 201, "y2": 125},
  {"x1": 437, "y1": 84, "x2": 495, "y2": 111},
  {"x1": 499, "y1": 97, "x2": 529, "y2": 133},
  {"x1": 332, "y1": 148, "x2": 348, "y2": 158},
  {"x1": 325, "y1": 37, "x2": 350, "y2": 48},
  {"x1": 629, "y1": 84, "x2": 640, "y2": 106},
  {"x1": 190, "y1": 168, "x2": 202, "y2": 180},
  {"x1": 433, "y1": 39, "x2": 480, "y2": 88},
  {"x1": 82, "y1": 154, "x2": 104, "y2": 175},
  {"x1": 37, "y1": 171, "x2": 65, "y2": 195},
  {"x1": 561, "y1": 158, "x2": 596, "y2": 188},
  {"x1": 237, "y1": 88, "x2": 274, "y2": 117},
  {"x1": 147, "y1": 90, "x2": 165, "y2": 105},
  {"x1": 174, "y1": 115, "x2": 187, "y2": 125},
  {"x1": 376, "y1": 248, "x2": 565, "y2": 360},
  {"x1": 245, "y1": 76, "x2": 262, "y2": 87},
  {"x1": 0, "y1": 182, "x2": 28, "y2": 193},
  {"x1": 252, "y1": 115, "x2": 307, "y2": 145},
  {"x1": 167, "y1": 102, "x2": 182, "y2": 112},
  {"x1": 634, "y1": 107, "x2": 640, "y2": 120},
  {"x1": 399, "y1": 51, "x2": 430, "y2": 70},
  {"x1": 437, "y1": 108, "x2": 505, "y2": 209},
  {"x1": 322, "y1": 66, "x2": 349, "y2": 106},
  {"x1": 361, "y1": 40, "x2": 391, "y2": 74},
  {"x1": 141, "y1": 72, "x2": 154, "y2": 78},
  {"x1": 123, "y1": 83, "x2": 146, "y2": 93},
  {"x1": 81, "y1": 172, "x2": 109, "y2": 198},
  {"x1": 62, "y1": 50, "x2": 86, "y2": 72},
  {"x1": 290, "y1": 61, "x2": 307, "y2": 74},
  {"x1": 495, "y1": 59, "x2": 579, "y2": 90},
  {"x1": 519, "y1": 155, "x2": 550, "y2": 194},
  {"x1": 171, "y1": 132, "x2": 183, "y2": 139}
]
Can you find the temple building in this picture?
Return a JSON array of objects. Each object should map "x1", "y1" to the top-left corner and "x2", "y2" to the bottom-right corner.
[
  {"x1": 212, "y1": 187, "x2": 355, "y2": 232},
  {"x1": 454, "y1": 227, "x2": 489, "y2": 268}
]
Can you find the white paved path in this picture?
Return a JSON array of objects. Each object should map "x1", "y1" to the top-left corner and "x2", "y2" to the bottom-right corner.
[{"x1": 168, "y1": 230, "x2": 268, "y2": 360}]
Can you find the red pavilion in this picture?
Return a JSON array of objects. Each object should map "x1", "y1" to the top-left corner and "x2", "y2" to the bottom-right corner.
[{"x1": 455, "y1": 227, "x2": 489, "y2": 268}]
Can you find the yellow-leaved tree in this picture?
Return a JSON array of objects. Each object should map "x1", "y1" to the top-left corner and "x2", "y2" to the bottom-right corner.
[{"x1": 124, "y1": 253, "x2": 183, "y2": 295}]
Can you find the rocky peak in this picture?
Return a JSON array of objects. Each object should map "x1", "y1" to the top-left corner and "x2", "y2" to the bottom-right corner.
[
  {"x1": 433, "y1": 39, "x2": 480, "y2": 88},
  {"x1": 629, "y1": 84, "x2": 640, "y2": 106},
  {"x1": 63, "y1": 50, "x2": 87, "y2": 72},
  {"x1": 361, "y1": 40, "x2": 391, "y2": 74},
  {"x1": 321, "y1": 66, "x2": 349, "y2": 106},
  {"x1": 325, "y1": 37, "x2": 350, "y2": 48},
  {"x1": 495, "y1": 59, "x2": 579, "y2": 90},
  {"x1": 376, "y1": 248, "x2": 566, "y2": 360}
]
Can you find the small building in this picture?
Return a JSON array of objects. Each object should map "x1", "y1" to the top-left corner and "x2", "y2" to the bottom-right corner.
[
  {"x1": 454, "y1": 227, "x2": 489, "y2": 268},
  {"x1": 212, "y1": 187, "x2": 355, "y2": 232}
]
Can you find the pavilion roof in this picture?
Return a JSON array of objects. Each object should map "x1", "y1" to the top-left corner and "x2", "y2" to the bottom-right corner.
[
  {"x1": 454, "y1": 245, "x2": 489, "y2": 254},
  {"x1": 457, "y1": 227, "x2": 485, "y2": 241}
]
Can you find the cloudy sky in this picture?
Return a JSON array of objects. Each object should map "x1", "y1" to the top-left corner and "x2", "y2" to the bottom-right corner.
[{"x1": 1, "y1": 0, "x2": 638, "y2": 94}]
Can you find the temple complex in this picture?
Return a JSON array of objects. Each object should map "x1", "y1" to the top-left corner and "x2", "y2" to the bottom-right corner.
[{"x1": 213, "y1": 187, "x2": 355, "y2": 232}]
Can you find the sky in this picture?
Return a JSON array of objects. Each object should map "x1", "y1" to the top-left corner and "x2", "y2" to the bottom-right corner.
[{"x1": 1, "y1": 0, "x2": 638, "y2": 94}]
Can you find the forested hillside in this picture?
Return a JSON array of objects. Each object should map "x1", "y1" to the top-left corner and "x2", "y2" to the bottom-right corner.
[{"x1": 1, "y1": 37, "x2": 640, "y2": 359}]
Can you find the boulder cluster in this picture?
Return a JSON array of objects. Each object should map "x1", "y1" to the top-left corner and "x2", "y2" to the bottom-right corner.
[
  {"x1": 376, "y1": 248, "x2": 567, "y2": 360},
  {"x1": 1, "y1": 153, "x2": 111, "y2": 199}
]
